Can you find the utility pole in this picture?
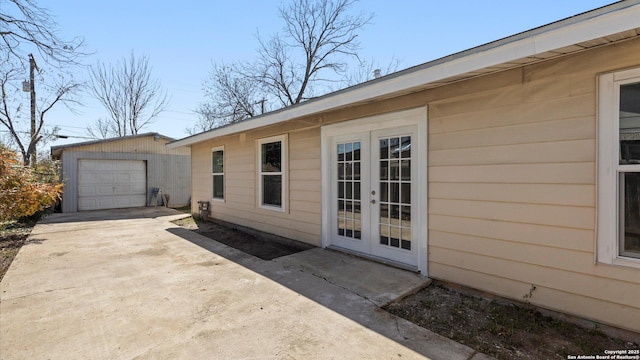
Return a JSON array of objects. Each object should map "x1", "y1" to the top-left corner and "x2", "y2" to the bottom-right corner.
[
  {"x1": 257, "y1": 98, "x2": 266, "y2": 114},
  {"x1": 28, "y1": 54, "x2": 39, "y2": 167}
]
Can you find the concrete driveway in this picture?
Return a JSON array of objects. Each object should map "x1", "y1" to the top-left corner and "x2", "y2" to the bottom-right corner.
[{"x1": 0, "y1": 208, "x2": 489, "y2": 359}]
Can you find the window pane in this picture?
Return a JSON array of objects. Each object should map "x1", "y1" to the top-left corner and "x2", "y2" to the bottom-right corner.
[
  {"x1": 619, "y1": 82, "x2": 640, "y2": 165},
  {"x1": 262, "y1": 141, "x2": 281, "y2": 172},
  {"x1": 390, "y1": 160, "x2": 399, "y2": 180},
  {"x1": 401, "y1": 183, "x2": 411, "y2": 204},
  {"x1": 262, "y1": 175, "x2": 282, "y2": 206},
  {"x1": 212, "y1": 150, "x2": 224, "y2": 173},
  {"x1": 390, "y1": 205, "x2": 400, "y2": 222},
  {"x1": 346, "y1": 142, "x2": 353, "y2": 161},
  {"x1": 337, "y1": 143, "x2": 344, "y2": 160},
  {"x1": 213, "y1": 175, "x2": 224, "y2": 199},
  {"x1": 620, "y1": 172, "x2": 640, "y2": 258},
  {"x1": 380, "y1": 182, "x2": 388, "y2": 202},
  {"x1": 353, "y1": 142, "x2": 361, "y2": 161},
  {"x1": 354, "y1": 201, "x2": 361, "y2": 215},
  {"x1": 401, "y1": 160, "x2": 411, "y2": 181},
  {"x1": 380, "y1": 139, "x2": 389, "y2": 159},
  {"x1": 380, "y1": 203, "x2": 389, "y2": 224},
  {"x1": 353, "y1": 162, "x2": 361, "y2": 180},
  {"x1": 390, "y1": 183, "x2": 400, "y2": 203},
  {"x1": 354, "y1": 221, "x2": 361, "y2": 239},
  {"x1": 380, "y1": 161, "x2": 388, "y2": 180},
  {"x1": 390, "y1": 137, "x2": 400, "y2": 158},
  {"x1": 401, "y1": 136, "x2": 411, "y2": 158}
]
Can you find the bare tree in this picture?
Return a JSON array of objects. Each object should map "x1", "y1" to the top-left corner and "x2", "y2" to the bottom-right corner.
[
  {"x1": 85, "y1": 118, "x2": 114, "y2": 139},
  {"x1": 190, "y1": 62, "x2": 261, "y2": 134},
  {"x1": 88, "y1": 52, "x2": 169, "y2": 137},
  {"x1": 1, "y1": 62, "x2": 82, "y2": 166},
  {"x1": 257, "y1": 0, "x2": 372, "y2": 106},
  {"x1": 194, "y1": 0, "x2": 372, "y2": 133},
  {"x1": 1, "y1": 0, "x2": 85, "y2": 67}
]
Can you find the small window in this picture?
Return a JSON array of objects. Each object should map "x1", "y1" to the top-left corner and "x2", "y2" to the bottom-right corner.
[
  {"x1": 597, "y1": 68, "x2": 640, "y2": 268},
  {"x1": 212, "y1": 147, "x2": 224, "y2": 200},
  {"x1": 258, "y1": 135, "x2": 287, "y2": 210}
]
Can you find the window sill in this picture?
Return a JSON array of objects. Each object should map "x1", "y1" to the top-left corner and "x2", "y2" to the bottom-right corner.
[
  {"x1": 259, "y1": 204, "x2": 285, "y2": 212},
  {"x1": 600, "y1": 256, "x2": 640, "y2": 270}
]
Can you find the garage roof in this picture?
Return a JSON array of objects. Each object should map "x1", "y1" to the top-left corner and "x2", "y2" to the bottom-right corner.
[
  {"x1": 168, "y1": 0, "x2": 640, "y2": 149},
  {"x1": 51, "y1": 132, "x2": 174, "y2": 159}
]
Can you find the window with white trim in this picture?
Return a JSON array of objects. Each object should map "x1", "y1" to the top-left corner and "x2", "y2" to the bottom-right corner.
[
  {"x1": 258, "y1": 135, "x2": 287, "y2": 210},
  {"x1": 597, "y1": 68, "x2": 640, "y2": 267},
  {"x1": 212, "y1": 147, "x2": 224, "y2": 200}
]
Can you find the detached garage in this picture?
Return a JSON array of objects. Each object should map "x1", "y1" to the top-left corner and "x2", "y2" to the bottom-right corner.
[{"x1": 51, "y1": 133, "x2": 191, "y2": 212}]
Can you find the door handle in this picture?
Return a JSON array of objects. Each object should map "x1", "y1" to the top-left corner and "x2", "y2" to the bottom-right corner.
[{"x1": 371, "y1": 199, "x2": 376, "y2": 204}]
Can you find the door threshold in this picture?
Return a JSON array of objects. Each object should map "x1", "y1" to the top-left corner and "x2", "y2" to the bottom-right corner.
[{"x1": 325, "y1": 245, "x2": 419, "y2": 273}]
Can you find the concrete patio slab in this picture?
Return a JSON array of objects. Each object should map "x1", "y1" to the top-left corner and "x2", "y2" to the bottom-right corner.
[{"x1": 0, "y1": 207, "x2": 490, "y2": 359}]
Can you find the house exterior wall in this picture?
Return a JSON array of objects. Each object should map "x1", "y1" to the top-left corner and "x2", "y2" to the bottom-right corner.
[
  {"x1": 59, "y1": 136, "x2": 191, "y2": 212},
  {"x1": 192, "y1": 124, "x2": 322, "y2": 245},
  {"x1": 426, "y1": 38, "x2": 640, "y2": 333},
  {"x1": 189, "y1": 38, "x2": 640, "y2": 332}
]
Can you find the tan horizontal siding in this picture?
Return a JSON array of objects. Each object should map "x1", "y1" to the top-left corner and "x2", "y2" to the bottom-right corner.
[
  {"x1": 430, "y1": 199, "x2": 595, "y2": 230},
  {"x1": 429, "y1": 93, "x2": 595, "y2": 134},
  {"x1": 429, "y1": 183, "x2": 595, "y2": 207},
  {"x1": 429, "y1": 231, "x2": 640, "y2": 283},
  {"x1": 430, "y1": 162, "x2": 595, "y2": 184},
  {"x1": 429, "y1": 214, "x2": 594, "y2": 252},
  {"x1": 192, "y1": 126, "x2": 322, "y2": 246},
  {"x1": 426, "y1": 38, "x2": 640, "y2": 332},
  {"x1": 430, "y1": 139, "x2": 594, "y2": 166},
  {"x1": 429, "y1": 247, "x2": 639, "y2": 308},
  {"x1": 429, "y1": 116, "x2": 595, "y2": 150},
  {"x1": 429, "y1": 263, "x2": 640, "y2": 333}
]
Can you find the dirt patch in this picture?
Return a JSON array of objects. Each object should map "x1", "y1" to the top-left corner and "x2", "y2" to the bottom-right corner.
[
  {"x1": 0, "y1": 221, "x2": 34, "y2": 282},
  {"x1": 172, "y1": 216, "x2": 312, "y2": 260},
  {"x1": 385, "y1": 281, "x2": 639, "y2": 360}
]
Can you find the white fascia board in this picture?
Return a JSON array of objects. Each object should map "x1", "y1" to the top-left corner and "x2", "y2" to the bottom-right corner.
[
  {"x1": 532, "y1": 5, "x2": 640, "y2": 52},
  {"x1": 167, "y1": 2, "x2": 640, "y2": 149}
]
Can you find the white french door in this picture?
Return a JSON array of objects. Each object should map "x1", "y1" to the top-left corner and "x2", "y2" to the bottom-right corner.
[{"x1": 328, "y1": 125, "x2": 419, "y2": 267}]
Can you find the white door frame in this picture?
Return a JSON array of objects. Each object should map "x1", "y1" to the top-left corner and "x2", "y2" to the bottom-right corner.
[{"x1": 321, "y1": 107, "x2": 428, "y2": 275}]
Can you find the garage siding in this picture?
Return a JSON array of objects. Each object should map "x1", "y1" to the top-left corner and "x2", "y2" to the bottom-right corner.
[{"x1": 60, "y1": 151, "x2": 190, "y2": 212}]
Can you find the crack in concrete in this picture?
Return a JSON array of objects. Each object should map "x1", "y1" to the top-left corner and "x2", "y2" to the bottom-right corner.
[
  {"x1": 306, "y1": 270, "x2": 380, "y2": 308},
  {"x1": 1, "y1": 286, "x2": 80, "y2": 301}
]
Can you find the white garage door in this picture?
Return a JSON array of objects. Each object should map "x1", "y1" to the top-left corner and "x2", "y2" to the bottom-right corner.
[{"x1": 78, "y1": 159, "x2": 147, "y2": 211}]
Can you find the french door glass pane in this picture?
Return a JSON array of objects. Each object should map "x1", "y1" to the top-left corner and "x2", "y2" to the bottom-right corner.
[
  {"x1": 620, "y1": 172, "x2": 640, "y2": 258},
  {"x1": 379, "y1": 135, "x2": 412, "y2": 251},
  {"x1": 337, "y1": 141, "x2": 362, "y2": 240}
]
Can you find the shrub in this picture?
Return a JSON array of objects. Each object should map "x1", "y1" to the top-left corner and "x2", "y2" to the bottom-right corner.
[{"x1": 0, "y1": 146, "x2": 63, "y2": 221}]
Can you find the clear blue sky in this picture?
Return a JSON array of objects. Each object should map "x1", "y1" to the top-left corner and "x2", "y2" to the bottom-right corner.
[{"x1": 37, "y1": 0, "x2": 615, "y2": 146}]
